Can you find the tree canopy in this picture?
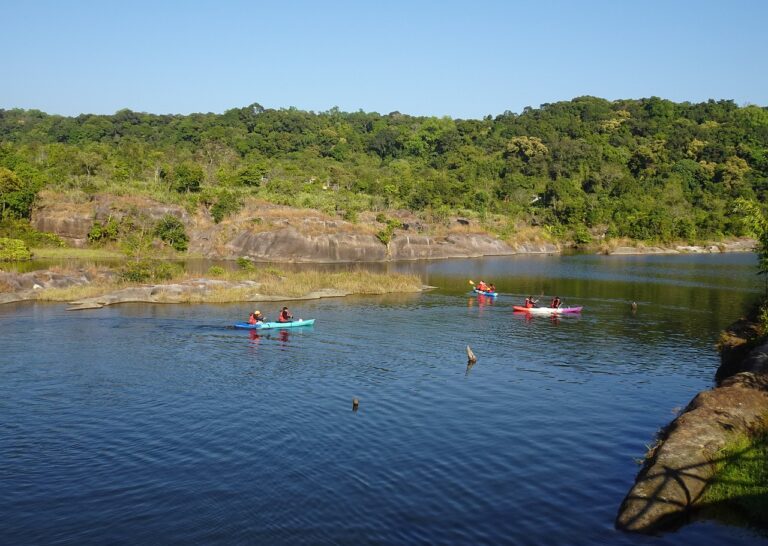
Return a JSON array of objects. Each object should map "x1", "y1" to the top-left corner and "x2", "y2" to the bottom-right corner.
[{"x1": 0, "y1": 96, "x2": 766, "y2": 243}]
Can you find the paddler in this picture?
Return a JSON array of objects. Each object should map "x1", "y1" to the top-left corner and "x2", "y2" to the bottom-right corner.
[
  {"x1": 248, "y1": 310, "x2": 265, "y2": 325},
  {"x1": 524, "y1": 296, "x2": 538, "y2": 308},
  {"x1": 477, "y1": 280, "x2": 489, "y2": 291},
  {"x1": 550, "y1": 296, "x2": 562, "y2": 309},
  {"x1": 278, "y1": 306, "x2": 294, "y2": 323}
]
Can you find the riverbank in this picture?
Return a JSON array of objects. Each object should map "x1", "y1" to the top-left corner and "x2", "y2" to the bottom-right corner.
[
  {"x1": 0, "y1": 266, "x2": 425, "y2": 309},
  {"x1": 616, "y1": 303, "x2": 768, "y2": 533},
  {"x1": 23, "y1": 192, "x2": 756, "y2": 263}
]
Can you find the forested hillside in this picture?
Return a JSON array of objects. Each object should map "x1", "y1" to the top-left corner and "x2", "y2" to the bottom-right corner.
[{"x1": 1, "y1": 96, "x2": 767, "y2": 245}]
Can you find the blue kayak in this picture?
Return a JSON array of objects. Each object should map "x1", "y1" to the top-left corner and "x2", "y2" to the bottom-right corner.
[
  {"x1": 473, "y1": 289, "x2": 498, "y2": 297},
  {"x1": 234, "y1": 319, "x2": 315, "y2": 330}
]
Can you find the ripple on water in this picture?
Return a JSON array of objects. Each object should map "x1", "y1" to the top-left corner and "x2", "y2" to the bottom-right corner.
[{"x1": 0, "y1": 254, "x2": 765, "y2": 544}]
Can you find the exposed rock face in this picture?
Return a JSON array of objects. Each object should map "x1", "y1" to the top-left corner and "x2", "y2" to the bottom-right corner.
[
  {"x1": 220, "y1": 228, "x2": 523, "y2": 262},
  {"x1": 608, "y1": 240, "x2": 754, "y2": 256},
  {"x1": 31, "y1": 205, "x2": 93, "y2": 247},
  {"x1": 31, "y1": 194, "x2": 189, "y2": 247},
  {"x1": 616, "y1": 330, "x2": 768, "y2": 533}
]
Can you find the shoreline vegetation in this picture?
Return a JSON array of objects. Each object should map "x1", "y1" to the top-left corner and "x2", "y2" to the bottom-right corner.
[
  {"x1": 2, "y1": 97, "x2": 767, "y2": 264},
  {"x1": 0, "y1": 266, "x2": 425, "y2": 309}
]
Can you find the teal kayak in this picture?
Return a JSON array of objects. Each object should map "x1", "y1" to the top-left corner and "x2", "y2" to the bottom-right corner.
[
  {"x1": 473, "y1": 288, "x2": 498, "y2": 297},
  {"x1": 234, "y1": 319, "x2": 315, "y2": 330}
]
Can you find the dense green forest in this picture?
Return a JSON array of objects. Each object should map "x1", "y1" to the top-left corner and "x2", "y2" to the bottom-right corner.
[{"x1": 1, "y1": 96, "x2": 767, "y2": 244}]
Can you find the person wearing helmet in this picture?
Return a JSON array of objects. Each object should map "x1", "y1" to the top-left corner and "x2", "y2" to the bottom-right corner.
[{"x1": 248, "y1": 310, "x2": 265, "y2": 325}]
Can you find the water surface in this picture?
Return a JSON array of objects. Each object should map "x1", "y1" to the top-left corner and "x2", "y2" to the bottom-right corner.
[{"x1": 1, "y1": 253, "x2": 766, "y2": 544}]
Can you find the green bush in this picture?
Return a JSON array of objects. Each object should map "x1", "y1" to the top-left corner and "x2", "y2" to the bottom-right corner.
[
  {"x1": 0, "y1": 219, "x2": 65, "y2": 248},
  {"x1": 211, "y1": 191, "x2": 242, "y2": 224},
  {"x1": 172, "y1": 163, "x2": 204, "y2": 193},
  {"x1": 207, "y1": 265, "x2": 225, "y2": 276},
  {"x1": 572, "y1": 225, "x2": 592, "y2": 245},
  {"x1": 120, "y1": 260, "x2": 182, "y2": 282},
  {"x1": 88, "y1": 217, "x2": 120, "y2": 244},
  {"x1": 376, "y1": 218, "x2": 402, "y2": 245},
  {"x1": 237, "y1": 256, "x2": 255, "y2": 271},
  {"x1": 0, "y1": 237, "x2": 31, "y2": 261},
  {"x1": 154, "y1": 214, "x2": 188, "y2": 251}
]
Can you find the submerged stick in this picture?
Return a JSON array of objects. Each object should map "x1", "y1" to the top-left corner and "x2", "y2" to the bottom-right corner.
[{"x1": 466, "y1": 345, "x2": 477, "y2": 364}]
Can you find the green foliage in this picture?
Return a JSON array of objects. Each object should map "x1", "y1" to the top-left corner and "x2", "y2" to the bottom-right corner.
[
  {"x1": 0, "y1": 167, "x2": 39, "y2": 219},
  {"x1": 207, "y1": 265, "x2": 226, "y2": 276},
  {"x1": 699, "y1": 431, "x2": 768, "y2": 526},
  {"x1": 572, "y1": 225, "x2": 592, "y2": 245},
  {"x1": 0, "y1": 219, "x2": 65, "y2": 248},
  {"x1": 376, "y1": 218, "x2": 402, "y2": 245},
  {"x1": 120, "y1": 259, "x2": 182, "y2": 282},
  {"x1": 0, "y1": 237, "x2": 31, "y2": 261},
  {"x1": 210, "y1": 191, "x2": 242, "y2": 224},
  {"x1": 88, "y1": 217, "x2": 120, "y2": 244},
  {"x1": 153, "y1": 214, "x2": 188, "y2": 251},
  {"x1": 237, "y1": 256, "x2": 255, "y2": 271},
  {"x1": 172, "y1": 163, "x2": 204, "y2": 193},
  {"x1": 1, "y1": 97, "x2": 768, "y2": 244},
  {"x1": 734, "y1": 199, "x2": 768, "y2": 277}
]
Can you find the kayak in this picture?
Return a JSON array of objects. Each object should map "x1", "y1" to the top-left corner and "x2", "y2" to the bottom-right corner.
[
  {"x1": 234, "y1": 319, "x2": 316, "y2": 330},
  {"x1": 473, "y1": 289, "x2": 498, "y2": 297},
  {"x1": 512, "y1": 306, "x2": 582, "y2": 315}
]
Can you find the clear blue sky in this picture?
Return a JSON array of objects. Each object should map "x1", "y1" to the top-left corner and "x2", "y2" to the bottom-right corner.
[{"x1": 3, "y1": 0, "x2": 767, "y2": 118}]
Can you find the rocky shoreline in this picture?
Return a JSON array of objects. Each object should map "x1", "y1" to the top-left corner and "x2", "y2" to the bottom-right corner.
[
  {"x1": 615, "y1": 314, "x2": 768, "y2": 533},
  {"x1": 0, "y1": 268, "x2": 426, "y2": 309},
  {"x1": 28, "y1": 193, "x2": 754, "y2": 263}
]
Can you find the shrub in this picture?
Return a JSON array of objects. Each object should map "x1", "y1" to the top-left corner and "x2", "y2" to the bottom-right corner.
[
  {"x1": 376, "y1": 218, "x2": 402, "y2": 245},
  {"x1": 572, "y1": 225, "x2": 592, "y2": 245},
  {"x1": 237, "y1": 256, "x2": 255, "y2": 271},
  {"x1": 154, "y1": 214, "x2": 188, "y2": 252},
  {"x1": 172, "y1": 163, "x2": 204, "y2": 193},
  {"x1": 0, "y1": 237, "x2": 31, "y2": 261},
  {"x1": 211, "y1": 191, "x2": 242, "y2": 224},
  {"x1": 207, "y1": 265, "x2": 225, "y2": 276},
  {"x1": 0, "y1": 219, "x2": 65, "y2": 248},
  {"x1": 88, "y1": 217, "x2": 120, "y2": 244},
  {"x1": 120, "y1": 260, "x2": 182, "y2": 282}
]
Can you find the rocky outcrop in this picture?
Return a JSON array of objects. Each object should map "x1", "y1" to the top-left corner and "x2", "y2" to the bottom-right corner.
[
  {"x1": 0, "y1": 268, "x2": 418, "y2": 308},
  {"x1": 31, "y1": 194, "x2": 189, "y2": 247},
  {"x1": 616, "y1": 325, "x2": 768, "y2": 533},
  {"x1": 31, "y1": 205, "x2": 93, "y2": 247},
  {"x1": 220, "y1": 227, "x2": 521, "y2": 263},
  {"x1": 32, "y1": 192, "x2": 750, "y2": 263},
  {"x1": 607, "y1": 239, "x2": 754, "y2": 256},
  {"x1": 65, "y1": 282, "x2": 355, "y2": 310}
]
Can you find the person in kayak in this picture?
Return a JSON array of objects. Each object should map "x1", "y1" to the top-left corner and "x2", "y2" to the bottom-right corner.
[
  {"x1": 488, "y1": 284, "x2": 496, "y2": 293},
  {"x1": 524, "y1": 296, "x2": 538, "y2": 308},
  {"x1": 550, "y1": 296, "x2": 562, "y2": 309},
  {"x1": 248, "y1": 310, "x2": 265, "y2": 325},
  {"x1": 278, "y1": 306, "x2": 294, "y2": 323},
  {"x1": 477, "y1": 280, "x2": 489, "y2": 292}
]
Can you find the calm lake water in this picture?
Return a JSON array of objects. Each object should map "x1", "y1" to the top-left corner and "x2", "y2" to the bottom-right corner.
[{"x1": 1, "y1": 253, "x2": 767, "y2": 545}]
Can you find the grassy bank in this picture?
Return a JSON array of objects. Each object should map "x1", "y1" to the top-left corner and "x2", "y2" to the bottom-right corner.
[
  {"x1": 30, "y1": 247, "x2": 126, "y2": 259},
  {"x1": 699, "y1": 430, "x2": 768, "y2": 526},
  {"x1": 29, "y1": 267, "x2": 423, "y2": 304}
]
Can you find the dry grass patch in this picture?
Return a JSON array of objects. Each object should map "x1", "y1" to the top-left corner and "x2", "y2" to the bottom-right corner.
[{"x1": 31, "y1": 247, "x2": 125, "y2": 260}]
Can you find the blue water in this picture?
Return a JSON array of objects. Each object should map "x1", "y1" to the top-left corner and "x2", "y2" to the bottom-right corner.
[{"x1": 1, "y1": 253, "x2": 766, "y2": 544}]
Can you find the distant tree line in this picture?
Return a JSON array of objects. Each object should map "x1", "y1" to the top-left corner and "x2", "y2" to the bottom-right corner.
[{"x1": 0, "y1": 96, "x2": 766, "y2": 243}]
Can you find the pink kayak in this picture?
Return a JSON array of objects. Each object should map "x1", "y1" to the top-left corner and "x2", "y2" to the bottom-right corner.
[{"x1": 513, "y1": 306, "x2": 582, "y2": 315}]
